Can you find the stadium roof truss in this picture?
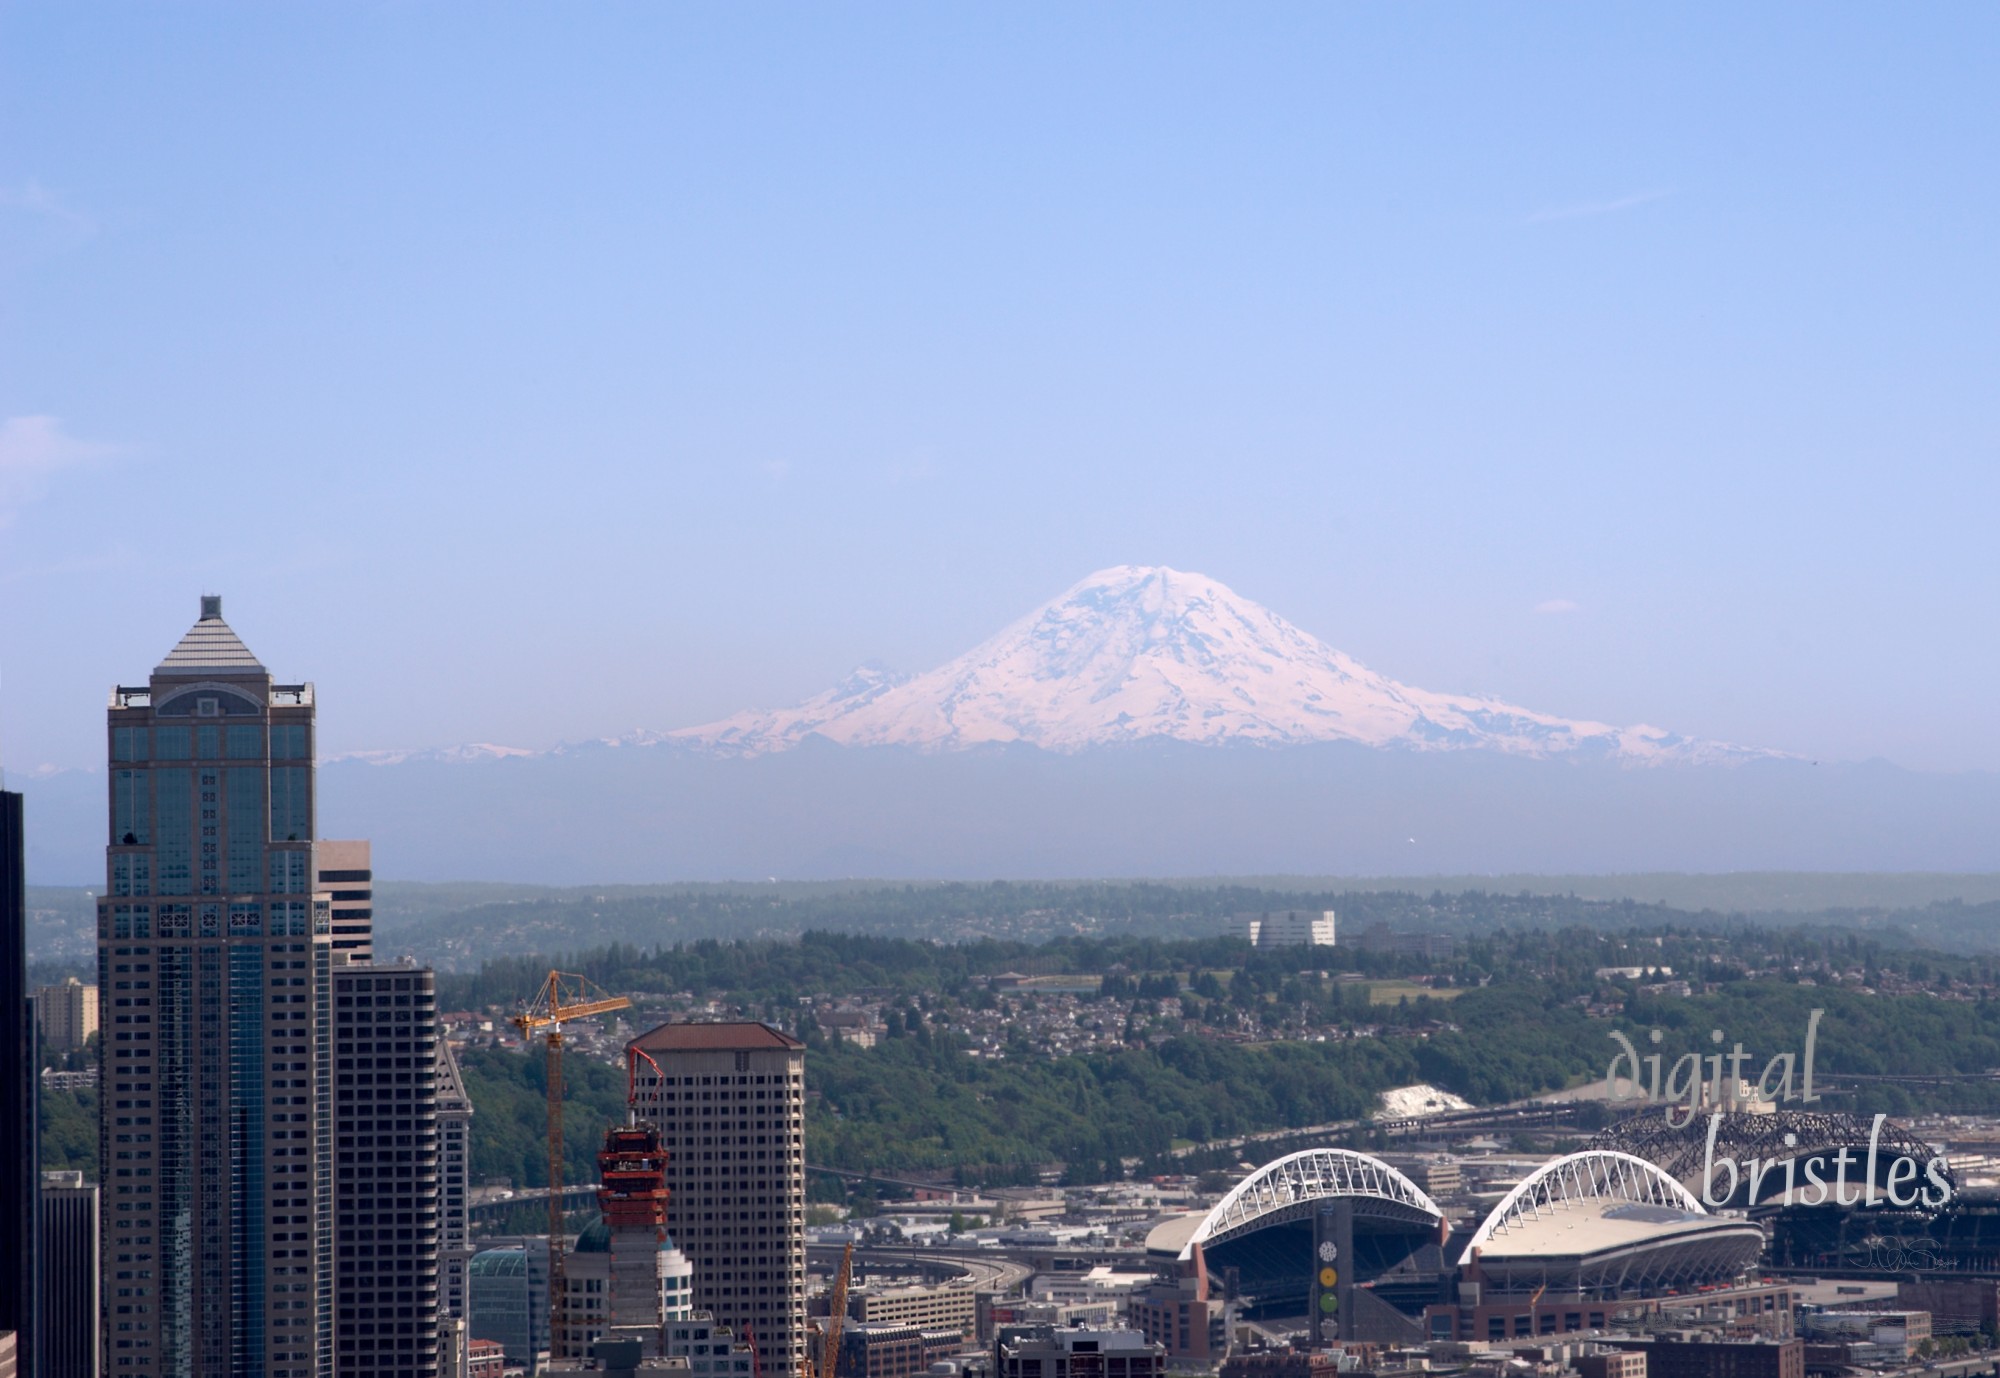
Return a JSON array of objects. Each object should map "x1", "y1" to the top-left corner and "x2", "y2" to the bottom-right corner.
[
  {"x1": 1181, "y1": 1148, "x2": 1445, "y2": 1258},
  {"x1": 1457, "y1": 1150, "x2": 1706, "y2": 1267},
  {"x1": 1590, "y1": 1110, "x2": 1953, "y2": 1210}
]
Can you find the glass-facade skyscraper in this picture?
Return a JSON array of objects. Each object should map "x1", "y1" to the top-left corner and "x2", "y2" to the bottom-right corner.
[{"x1": 100, "y1": 597, "x2": 332, "y2": 1378}]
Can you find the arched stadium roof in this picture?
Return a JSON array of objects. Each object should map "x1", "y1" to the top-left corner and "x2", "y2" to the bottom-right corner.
[
  {"x1": 1456, "y1": 1150, "x2": 1764, "y2": 1292},
  {"x1": 1177, "y1": 1148, "x2": 1444, "y2": 1259},
  {"x1": 1459, "y1": 1150, "x2": 1701, "y2": 1265}
]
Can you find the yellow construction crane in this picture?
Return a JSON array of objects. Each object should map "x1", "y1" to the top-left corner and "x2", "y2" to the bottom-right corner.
[
  {"x1": 806, "y1": 1243, "x2": 855, "y2": 1378},
  {"x1": 513, "y1": 970, "x2": 632, "y2": 1364}
]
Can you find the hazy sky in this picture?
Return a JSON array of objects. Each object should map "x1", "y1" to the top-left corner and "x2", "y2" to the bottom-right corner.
[{"x1": 2, "y1": 5, "x2": 1995, "y2": 774}]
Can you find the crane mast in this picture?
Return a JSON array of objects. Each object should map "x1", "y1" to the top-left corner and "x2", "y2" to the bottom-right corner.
[
  {"x1": 512, "y1": 970, "x2": 632, "y2": 1364},
  {"x1": 806, "y1": 1243, "x2": 855, "y2": 1378}
]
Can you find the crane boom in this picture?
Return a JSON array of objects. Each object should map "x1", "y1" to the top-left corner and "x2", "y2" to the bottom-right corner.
[
  {"x1": 511, "y1": 969, "x2": 632, "y2": 1364},
  {"x1": 517, "y1": 994, "x2": 632, "y2": 1030}
]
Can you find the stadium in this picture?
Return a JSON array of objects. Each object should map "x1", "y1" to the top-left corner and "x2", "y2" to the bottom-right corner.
[
  {"x1": 1145, "y1": 1149, "x2": 1449, "y2": 1324},
  {"x1": 1147, "y1": 1145, "x2": 1772, "y2": 1344}
]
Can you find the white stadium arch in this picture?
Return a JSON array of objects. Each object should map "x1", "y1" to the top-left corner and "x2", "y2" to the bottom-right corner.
[
  {"x1": 1179, "y1": 1148, "x2": 1445, "y2": 1259},
  {"x1": 1457, "y1": 1149, "x2": 1709, "y2": 1267}
]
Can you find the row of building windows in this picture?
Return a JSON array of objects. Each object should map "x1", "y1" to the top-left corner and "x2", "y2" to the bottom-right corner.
[
  {"x1": 112, "y1": 723, "x2": 311, "y2": 762},
  {"x1": 101, "y1": 903, "x2": 324, "y2": 938},
  {"x1": 108, "y1": 766, "x2": 311, "y2": 850}
]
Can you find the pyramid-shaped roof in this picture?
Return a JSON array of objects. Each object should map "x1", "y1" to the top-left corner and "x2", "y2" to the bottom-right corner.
[
  {"x1": 154, "y1": 595, "x2": 266, "y2": 677},
  {"x1": 434, "y1": 1039, "x2": 472, "y2": 1114}
]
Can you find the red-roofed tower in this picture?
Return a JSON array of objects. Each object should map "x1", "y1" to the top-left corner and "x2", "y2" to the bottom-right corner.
[{"x1": 626, "y1": 1022, "x2": 808, "y2": 1376}]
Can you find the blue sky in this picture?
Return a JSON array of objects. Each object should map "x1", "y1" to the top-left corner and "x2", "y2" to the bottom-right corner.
[{"x1": 2, "y1": 4, "x2": 1995, "y2": 773}]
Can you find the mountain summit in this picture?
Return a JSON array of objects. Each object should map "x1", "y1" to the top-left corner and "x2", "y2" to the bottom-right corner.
[{"x1": 672, "y1": 565, "x2": 1769, "y2": 763}]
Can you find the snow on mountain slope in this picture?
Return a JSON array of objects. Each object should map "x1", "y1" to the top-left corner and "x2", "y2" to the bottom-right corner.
[{"x1": 672, "y1": 565, "x2": 1774, "y2": 763}]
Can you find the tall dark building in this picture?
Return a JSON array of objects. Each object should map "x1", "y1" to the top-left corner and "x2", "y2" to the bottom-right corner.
[
  {"x1": 2, "y1": 787, "x2": 39, "y2": 1378},
  {"x1": 100, "y1": 599, "x2": 332, "y2": 1378},
  {"x1": 40, "y1": 1171, "x2": 101, "y2": 1378},
  {"x1": 331, "y1": 961, "x2": 443, "y2": 1378}
]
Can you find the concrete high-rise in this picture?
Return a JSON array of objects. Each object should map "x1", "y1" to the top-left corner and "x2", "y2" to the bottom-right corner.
[
  {"x1": 436, "y1": 1040, "x2": 476, "y2": 1348},
  {"x1": 35, "y1": 976, "x2": 100, "y2": 1054},
  {"x1": 316, "y1": 840, "x2": 374, "y2": 963},
  {"x1": 330, "y1": 961, "x2": 442, "y2": 1378},
  {"x1": 41, "y1": 1170, "x2": 101, "y2": 1378},
  {"x1": 100, "y1": 597, "x2": 332, "y2": 1378},
  {"x1": 2, "y1": 788, "x2": 38, "y2": 1378},
  {"x1": 626, "y1": 1022, "x2": 808, "y2": 1376}
]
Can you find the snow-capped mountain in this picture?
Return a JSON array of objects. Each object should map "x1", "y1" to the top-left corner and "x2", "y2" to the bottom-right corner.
[{"x1": 672, "y1": 565, "x2": 1774, "y2": 764}]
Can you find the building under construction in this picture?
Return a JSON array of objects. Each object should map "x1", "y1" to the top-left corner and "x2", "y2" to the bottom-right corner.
[{"x1": 554, "y1": 1122, "x2": 699, "y2": 1366}]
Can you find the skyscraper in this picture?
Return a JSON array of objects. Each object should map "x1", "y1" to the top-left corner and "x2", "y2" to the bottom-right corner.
[
  {"x1": 625, "y1": 1023, "x2": 808, "y2": 1376},
  {"x1": 2, "y1": 787, "x2": 39, "y2": 1378},
  {"x1": 316, "y1": 840, "x2": 374, "y2": 964},
  {"x1": 41, "y1": 1170, "x2": 101, "y2": 1378},
  {"x1": 330, "y1": 961, "x2": 442, "y2": 1378},
  {"x1": 100, "y1": 597, "x2": 331, "y2": 1378},
  {"x1": 436, "y1": 1039, "x2": 476, "y2": 1348}
]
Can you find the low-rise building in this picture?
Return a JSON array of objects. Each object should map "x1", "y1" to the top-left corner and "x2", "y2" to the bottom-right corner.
[
  {"x1": 1428, "y1": 1281, "x2": 1795, "y2": 1345},
  {"x1": 1358, "y1": 926, "x2": 1456, "y2": 961},
  {"x1": 1897, "y1": 1280, "x2": 1999, "y2": 1335},
  {"x1": 1218, "y1": 1352, "x2": 1347, "y2": 1378},
  {"x1": 1577, "y1": 1352, "x2": 1648, "y2": 1378},
  {"x1": 1237, "y1": 910, "x2": 1336, "y2": 948},
  {"x1": 979, "y1": 1298, "x2": 1122, "y2": 1343},
  {"x1": 1608, "y1": 1339, "x2": 1803, "y2": 1378},
  {"x1": 663, "y1": 1311, "x2": 756, "y2": 1378},
  {"x1": 1129, "y1": 1275, "x2": 1224, "y2": 1363},
  {"x1": 1375, "y1": 1153, "x2": 1461, "y2": 1200},
  {"x1": 849, "y1": 1283, "x2": 979, "y2": 1338},
  {"x1": 468, "y1": 1338, "x2": 507, "y2": 1378},
  {"x1": 1798, "y1": 1309, "x2": 1930, "y2": 1360},
  {"x1": 995, "y1": 1327, "x2": 1165, "y2": 1378},
  {"x1": 835, "y1": 1323, "x2": 963, "y2": 1378}
]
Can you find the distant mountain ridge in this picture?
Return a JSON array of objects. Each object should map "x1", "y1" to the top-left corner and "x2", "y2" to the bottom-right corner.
[
  {"x1": 16, "y1": 566, "x2": 1996, "y2": 887},
  {"x1": 343, "y1": 566, "x2": 1779, "y2": 767},
  {"x1": 673, "y1": 565, "x2": 1774, "y2": 762}
]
